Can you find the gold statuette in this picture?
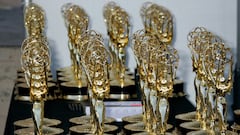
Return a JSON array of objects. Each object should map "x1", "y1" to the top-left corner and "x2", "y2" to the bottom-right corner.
[
  {"x1": 140, "y1": 2, "x2": 173, "y2": 45},
  {"x1": 81, "y1": 34, "x2": 112, "y2": 135},
  {"x1": 61, "y1": 3, "x2": 89, "y2": 85},
  {"x1": 24, "y1": 3, "x2": 45, "y2": 37},
  {"x1": 21, "y1": 36, "x2": 51, "y2": 135},
  {"x1": 103, "y1": 1, "x2": 130, "y2": 87},
  {"x1": 203, "y1": 42, "x2": 233, "y2": 134},
  {"x1": 22, "y1": 3, "x2": 52, "y2": 134}
]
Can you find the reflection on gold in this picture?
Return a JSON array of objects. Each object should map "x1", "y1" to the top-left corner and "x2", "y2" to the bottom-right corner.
[
  {"x1": 140, "y1": 2, "x2": 173, "y2": 45},
  {"x1": 61, "y1": 3, "x2": 89, "y2": 86},
  {"x1": 103, "y1": 1, "x2": 130, "y2": 87},
  {"x1": 22, "y1": 3, "x2": 51, "y2": 134},
  {"x1": 188, "y1": 27, "x2": 233, "y2": 134},
  {"x1": 132, "y1": 26, "x2": 179, "y2": 134}
]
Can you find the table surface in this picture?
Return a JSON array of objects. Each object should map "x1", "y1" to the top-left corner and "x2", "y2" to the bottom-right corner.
[{"x1": 4, "y1": 85, "x2": 196, "y2": 135}]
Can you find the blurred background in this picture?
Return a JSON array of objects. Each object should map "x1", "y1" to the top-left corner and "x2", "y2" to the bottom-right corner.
[{"x1": 0, "y1": 0, "x2": 23, "y2": 134}]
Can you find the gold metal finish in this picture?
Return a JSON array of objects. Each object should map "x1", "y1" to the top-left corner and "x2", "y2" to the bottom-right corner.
[
  {"x1": 61, "y1": 3, "x2": 89, "y2": 86},
  {"x1": 22, "y1": 3, "x2": 51, "y2": 134},
  {"x1": 203, "y1": 41, "x2": 233, "y2": 134},
  {"x1": 24, "y1": 3, "x2": 45, "y2": 37},
  {"x1": 103, "y1": 2, "x2": 130, "y2": 87},
  {"x1": 132, "y1": 23, "x2": 179, "y2": 134},
  {"x1": 187, "y1": 26, "x2": 233, "y2": 134},
  {"x1": 80, "y1": 32, "x2": 112, "y2": 135},
  {"x1": 187, "y1": 27, "x2": 213, "y2": 129},
  {"x1": 140, "y1": 2, "x2": 173, "y2": 45}
]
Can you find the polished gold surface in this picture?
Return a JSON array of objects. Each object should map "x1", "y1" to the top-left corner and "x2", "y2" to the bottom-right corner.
[
  {"x1": 16, "y1": 82, "x2": 55, "y2": 89},
  {"x1": 61, "y1": 5, "x2": 116, "y2": 133},
  {"x1": 132, "y1": 131, "x2": 174, "y2": 135},
  {"x1": 62, "y1": 95, "x2": 88, "y2": 101},
  {"x1": 187, "y1": 27, "x2": 213, "y2": 126},
  {"x1": 187, "y1": 26, "x2": 234, "y2": 134},
  {"x1": 187, "y1": 130, "x2": 237, "y2": 135},
  {"x1": 15, "y1": 2, "x2": 237, "y2": 135},
  {"x1": 131, "y1": 20, "x2": 179, "y2": 134},
  {"x1": 14, "y1": 118, "x2": 61, "y2": 128},
  {"x1": 103, "y1": 1, "x2": 130, "y2": 87},
  {"x1": 122, "y1": 114, "x2": 143, "y2": 124},
  {"x1": 140, "y1": 2, "x2": 173, "y2": 45},
  {"x1": 61, "y1": 3, "x2": 89, "y2": 88},
  {"x1": 61, "y1": 80, "x2": 88, "y2": 88},
  {"x1": 78, "y1": 30, "x2": 112, "y2": 135},
  {"x1": 14, "y1": 127, "x2": 64, "y2": 135},
  {"x1": 124, "y1": 122, "x2": 173, "y2": 133},
  {"x1": 24, "y1": 3, "x2": 45, "y2": 37},
  {"x1": 15, "y1": 82, "x2": 57, "y2": 101},
  {"x1": 203, "y1": 42, "x2": 233, "y2": 134},
  {"x1": 180, "y1": 121, "x2": 202, "y2": 131},
  {"x1": 69, "y1": 124, "x2": 118, "y2": 134},
  {"x1": 21, "y1": 36, "x2": 50, "y2": 101},
  {"x1": 69, "y1": 115, "x2": 116, "y2": 125},
  {"x1": 21, "y1": 3, "x2": 51, "y2": 134},
  {"x1": 108, "y1": 94, "x2": 134, "y2": 100},
  {"x1": 16, "y1": 76, "x2": 54, "y2": 83}
]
